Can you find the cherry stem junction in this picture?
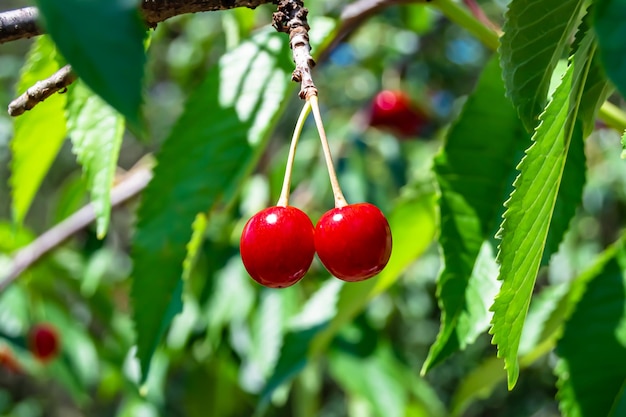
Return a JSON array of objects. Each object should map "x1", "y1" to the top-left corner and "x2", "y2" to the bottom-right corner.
[
  {"x1": 277, "y1": 100, "x2": 312, "y2": 207},
  {"x1": 309, "y1": 95, "x2": 348, "y2": 208}
]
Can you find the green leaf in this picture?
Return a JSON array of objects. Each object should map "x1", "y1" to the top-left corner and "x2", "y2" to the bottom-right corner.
[
  {"x1": 258, "y1": 280, "x2": 344, "y2": 412},
  {"x1": 541, "y1": 122, "x2": 585, "y2": 266},
  {"x1": 556, "y1": 243, "x2": 626, "y2": 417},
  {"x1": 499, "y1": 0, "x2": 584, "y2": 130},
  {"x1": 66, "y1": 81, "x2": 125, "y2": 238},
  {"x1": 36, "y1": 0, "x2": 146, "y2": 130},
  {"x1": 490, "y1": 30, "x2": 597, "y2": 390},
  {"x1": 328, "y1": 343, "x2": 409, "y2": 417},
  {"x1": 451, "y1": 242, "x2": 622, "y2": 416},
  {"x1": 11, "y1": 35, "x2": 67, "y2": 224},
  {"x1": 621, "y1": 130, "x2": 626, "y2": 159},
  {"x1": 609, "y1": 382, "x2": 626, "y2": 417},
  {"x1": 423, "y1": 55, "x2": 528, "y2": 373},
  {"x1": 450, "y1": 356, "x2": 506, "y2": 417},
  {"x1": 578, "y1": 59, "x2": 614, "y2": 137},
  {"x1": 249, "y1": 289, "x2": 295, "y2": 378},
  {"x1": 182, "y1": 213, "x2": 208, "y2": 282},
  {"x1": 258, "y1": 325, "x2": 326, "y2": 415},
  {"x1": 594, "y1": 0, "x2": 626, "y2": 100},
  {"x1": 131, "y1": 29, "x2": 293, "y2": 379}
]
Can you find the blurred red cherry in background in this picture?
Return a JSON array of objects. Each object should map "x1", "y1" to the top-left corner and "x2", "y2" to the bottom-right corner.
[
  {"x1": 0, "y1": 345, "x2": 21, "y2": 374},
  {"x1": 368, "y1": 90, "x2": 429, "y2": 139},
  {"x1": 28, "y1": 323, "x2": 60, "y2": 363}
]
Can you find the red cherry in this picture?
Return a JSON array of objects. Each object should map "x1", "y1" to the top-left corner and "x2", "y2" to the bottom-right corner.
[
  {"x1": 28, "y1": 323, "x2": 60, "y2": 362},
  {"x1": 240, "y1": 206, "x2": 315, "y2": 288},
  {"x1": 0, "y1": 345, "x2": 21, "y2": 373},
  {"x1": 315, "y1": 203, "x2": 392, "y2": 281},
  {"x1": 368, "y1": 90, "x2": 428, "y2": 138}
]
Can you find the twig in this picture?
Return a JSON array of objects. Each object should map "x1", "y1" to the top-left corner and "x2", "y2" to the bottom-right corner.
[
  {"x1": 3, "y1": 1, "x2": 278, "y2": 116},
  {"x1": 0, "y1": 7, "x2": 40, "y2": 44},
  {"x1": 0, "y1": 168, "x2": 152, "y2": 293},
  {"x1": 8, "y1": 64, "x2": 76, "y2": 116},
  {"x1": 319, "y1": 0, "x2": 431, "y2": 62},
  {"x1": 272, "y1": 0, "x2": 317, "y2": 100},
  {"x1": 462, "y1": 0, "x2": 501, "y2": 34},
  {"x1": 0, "y1": 1, "x2": 276, "y2": 44}
]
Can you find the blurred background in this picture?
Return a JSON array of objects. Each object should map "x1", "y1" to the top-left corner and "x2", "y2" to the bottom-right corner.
[{"x1": 1, "y1": 0, "x2": 625, "y2": 416}]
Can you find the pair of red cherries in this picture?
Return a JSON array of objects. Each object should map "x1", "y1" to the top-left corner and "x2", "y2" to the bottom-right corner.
[
  {"x1": 240, "y1": 95, "x2": 392, "y2": 288},
  {"x1": 240, "y1": 202, "x2": 392, "y2": 288}
]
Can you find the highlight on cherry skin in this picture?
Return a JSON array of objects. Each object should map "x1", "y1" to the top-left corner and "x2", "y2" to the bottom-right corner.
[
  {"x1": 315, "y1": 202, "x2": 392, "y2": 282},
  {"x1": 240, "y1": 205, "x2": 315, "y2": 288}
]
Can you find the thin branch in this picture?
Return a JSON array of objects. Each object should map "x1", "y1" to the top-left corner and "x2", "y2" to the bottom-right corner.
[
  {"x1": 0, "y1": 1, "x2": 277, "y2": 45},
  {"x1": 8, "y1": 64, "x2": 76, "y2": 116},
  {"x1": 0, "y1": 168, "x2": 153, "y2": 292},
  {"x1": 3, "y1": 1, "x2": 278, "y2": 116},
  {"x1": 272, "y1": 0, "x2": 317, "y2": 99},
  {"x1": 141, "y1": 0, "x2": 276, "y2": 27},
  {"x1": 319, "y1": 0, "x2": 430, "y2": 63},
  {"x1": 0, "y1": 7, "x2": 40, "y2": 44},
  {"x1": 462, "y1": 0, "x2": 501, "y2": 34}
]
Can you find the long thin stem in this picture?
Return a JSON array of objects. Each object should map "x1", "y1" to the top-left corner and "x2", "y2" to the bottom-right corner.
[
  {"x1": 277, "y1": 101, "x2": 312, "y2": 207},
  {"x1": 599, "y1": 101, "x2": 626, "y2": 132},
  {"x1": 433, "y1": 0, "x2": 500, "y2": 51},
  {"x1": 309, "y1": 95, "x2": 348, "y2": 208}
]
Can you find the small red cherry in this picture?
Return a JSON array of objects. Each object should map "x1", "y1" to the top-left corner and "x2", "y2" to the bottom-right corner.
[
  {"x1": 240, "y1": 206, "x2": 315, "y2": 288},
  {"x1": 0, "y1": 345, "x2": 22, "y2": 373},
  {"x1": 28, "y1": 323, "x2": 60, "y2": 362},
  {"x1": 368, "y1": 90, "x2": 428, "y2": 138},
  {"x1": 315, "y1": 203, "x2": 392, "y2": 281}
]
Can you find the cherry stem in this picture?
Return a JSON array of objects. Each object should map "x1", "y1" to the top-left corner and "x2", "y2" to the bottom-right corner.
[
  {"x1": 277, "y1": 100, "x2": 312, "y2": 207},
  {"x1": 309, "y1": 95, "x2": 348, "y2": 208}
]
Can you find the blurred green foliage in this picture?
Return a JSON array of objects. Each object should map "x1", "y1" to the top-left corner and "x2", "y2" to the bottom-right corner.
[{"x1": 1, "y1": 1, "x2": 626, "y2": 417}]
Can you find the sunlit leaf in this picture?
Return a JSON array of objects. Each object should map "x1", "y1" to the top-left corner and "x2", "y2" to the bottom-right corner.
[
  {"x1": 66, "y1": 80, "x2": 125, "y2": 238},
  {"x1": 329, "y1": 343, "x2": 409, "y2": 417},
  {"x1": 499, "y1": 0, "x2": 584, "y2": 130},
  {"x1": 11, "y1": 35, "x2": 67, "y2": 224},
  {"x1": 258, "y1": 280, "x2": 344, "y2": 411},
  {"x1": 182, "y1": 213, "x2": 208, "y2": 282},
  {"x1": 541, "y1": 122, "x2": 585, "y2": 266},
  {"x1": 36, "y1": 0, "x2": 146, "y2": 130},
  {"x1": 491, "y1": 30, "x2": 596, "y2": 389},
  {"x1": 423, "y1": 55, "x2": 528, "y2": 373},
  {"x1": 131, "y1": 29, "x2": 294, "y2": 379}
]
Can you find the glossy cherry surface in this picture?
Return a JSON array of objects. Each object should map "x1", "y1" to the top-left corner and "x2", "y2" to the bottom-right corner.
[
  {"x1": 369, "y1": 90, "x2": 428, "y2": 138},
  {"x1": 240, "y1": 206, "x2": 315, "y2": 288},
  {"x1": 315, "y1": 203, "x2": 392, "y2": 281},
  {"x1": 29, "y1": 323, "x2": 60, "y2": 362}
]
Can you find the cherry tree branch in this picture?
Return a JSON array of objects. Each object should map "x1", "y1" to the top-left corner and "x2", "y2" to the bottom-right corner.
[
  {"x1": 0, "y1": 1, "x2": 277, "y2": 45},
  {"x1": 0, "y1": 7, "x2": 40, "y2": 43},
  {"x1": 0, "y1": 168, "x2": 153, "y2": 292},
  {"x1": 7, "y1": 64, "x2": 76, "y2": 116},
  {"x1": 272, "y1": 0, "x2": 317, "y2": 99},
  {"x1": 3, "y1": 1, "x2": 278, "y2": 116}
]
